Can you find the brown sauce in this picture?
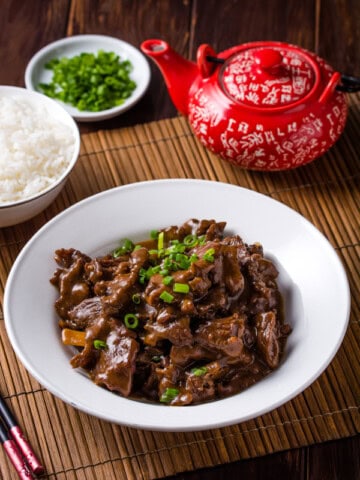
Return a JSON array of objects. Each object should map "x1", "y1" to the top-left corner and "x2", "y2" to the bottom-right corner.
[{"x1": 50, "y1": 219, "x2": 291, "y2": 405}]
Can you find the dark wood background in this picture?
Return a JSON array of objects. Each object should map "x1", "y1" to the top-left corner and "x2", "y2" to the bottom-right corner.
[{"x1": 1, "y1": 1, "x2": 359, "y2": 479}]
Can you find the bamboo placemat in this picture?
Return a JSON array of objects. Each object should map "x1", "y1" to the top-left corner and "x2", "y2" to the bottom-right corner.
[{"x1": 0, "y1": 95, "x2": 359, "y2": 479}]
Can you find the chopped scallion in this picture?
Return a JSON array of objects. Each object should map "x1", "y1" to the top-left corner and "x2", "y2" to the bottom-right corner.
[
  {"x1": 112, "y1": 238, "x2": 134, "y2": 257},
  {"x1": 124, "y1": 313, "x2": 139, "y2": 329},
  {"x1": 173, "y1": 283, "x2": 190, "y2": 294},
  {"x1": 190, "y1": 253, "x2": 199, "y2": 263},
  {"x1": 162, "y1": 275, "x2": 173, "y2": 286},
  {"x1": 158, "y1": 231, "x2": 165, "y2": 250},
  {"x1": 139, "y1": 265, "x2": 162, "y2": 284},
  {"x1": 159, "y1": 291, "x2": 174, "y2": 303},
  {"x1": 191, "y1": 366, "x2": 208, "y2": 377},
  {"x1": 132, "y1": 293, "x2": 141, "y2": 304},
  {"x1": 203, "y1": 248, "x2": 215, "y2": 262},
  {"x1": 198, "y1": 235, "x2": 206, "y2": 245},
  {"x1": 160, "y1": 387, "x2": 179, "y2": 403},
  {"x1": 183, "y1": 234, "x2": 198, "y2": 247},
  {"x1": 93, "y1": 339, "x2": 107, "y2": 350},
  {"x1": 38, "y1": 50, "x2": 136, "y2": 112}
]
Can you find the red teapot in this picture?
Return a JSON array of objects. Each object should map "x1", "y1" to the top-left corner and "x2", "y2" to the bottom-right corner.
[{"x1": 141, "y1": 39, "x2": 353, "y2": 171}]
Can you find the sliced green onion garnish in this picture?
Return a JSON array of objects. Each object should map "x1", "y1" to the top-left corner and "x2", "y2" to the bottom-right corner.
[
  {"x1": 132, "y1": 293, "x2": 141, "y2": 304},
  {"x1": 139, "y1": 268, "x2": 147, "y2": 284},
  {"x1": 124, "y1": 238, "x2": 134, "y2": 250},
  {"x1": 150, "y1": 229, "x2": 159, "y2": 239},
  {"x1": 158, "y1": 231, "x2": 165, "y2": 250},
  {"x1": 183, "y1": 234, "x2": 198, "y2": 247},
  {"x1": 162, "y1": 257, "x2": 176, "y2": 271},
  {"x1": 112, "y1": 247, "x2": 124, "y2": 258},
  {"x1": 160, "y1": 291, "x2": 174, "y2": 303},
  {"x1": 203, "y1": 248, "x2": 215, "y2": 262},
  {"x1": 175, "y1": 253, "x2": 191, "y2": 269},
  {"x1": 173, "y1": 283, "x2": 190, "y2": 294},
  {"x1": 191, "y1": 366, "x2": 208, "y2": 377},
  {"x1": 94, "y1": 339, "x2": 107, "y2": 350},
  {"x1": 198, "y1": 235, "x2": 206, "y2": 245},
  {"x1": 139, "y1": 265, "x2": 162, "y2": 284},
  {"x1": 124, "y1": 313, "x2": 139, "y2": 329},
  {"x1": 190, "y1": 254, "x2": 199, "y2": 263},
  {"x1": 112, "y1": 238, "x2": 134, "y2": 257},
  {"x1": 162, "y1": 275, "x2": 173, "y2": 286},
  {"x1": 166, "y1": 242, "x2": 185, "y2": 254},
  {"x1": 160, "y1": 387, "x2": 179, "y2": 403},
  {"x1": 162, "y1": 251, "x2": 192, "y2": 272}
]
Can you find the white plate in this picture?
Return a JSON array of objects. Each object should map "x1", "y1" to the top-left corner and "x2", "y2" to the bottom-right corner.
[
  {"x1": 25, "y1": 35, "x2": 150, "y2": 122},
  {"x1": 4, "y1": 179, "x2": 350, "y2": 431}
]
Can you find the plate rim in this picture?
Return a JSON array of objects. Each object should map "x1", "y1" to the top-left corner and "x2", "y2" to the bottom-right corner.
[{"x1": 3, "y1": 179, "x2": 351, "y2": 431}]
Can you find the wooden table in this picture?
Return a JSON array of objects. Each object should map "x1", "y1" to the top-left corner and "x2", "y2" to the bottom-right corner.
[{"x1": 0, "y1": 1, "x2": 359, "y2": 479}]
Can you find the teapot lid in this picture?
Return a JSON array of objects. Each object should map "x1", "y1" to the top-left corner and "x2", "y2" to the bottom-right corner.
[{"x1": 220, "y1": 45, "x2": 317, "y2": 108}]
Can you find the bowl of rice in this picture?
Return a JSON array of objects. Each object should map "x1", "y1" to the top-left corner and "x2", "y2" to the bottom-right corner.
[{"x1": 0, "y1": 86, "x2": 80, "y2": 227}]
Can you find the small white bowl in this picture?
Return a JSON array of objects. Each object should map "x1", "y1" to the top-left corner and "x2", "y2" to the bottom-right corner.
[
  {"x1": 25, "y1": 35, "x2": 151, "y2": 122},
  {"x1": 0, "y1": 86, "x2": 80, "y2": 227}
]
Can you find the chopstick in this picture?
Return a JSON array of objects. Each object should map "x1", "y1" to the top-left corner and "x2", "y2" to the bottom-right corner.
[
  {"x1": 0, "y1": 394, "x2": 44, "y2": 477},
  {"x1": 0, "y1": 420, "x2": 33, "y2": 479}
]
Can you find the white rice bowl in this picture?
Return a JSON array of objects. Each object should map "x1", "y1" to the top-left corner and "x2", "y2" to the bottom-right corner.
[{"x1": 0, "y1": 86, "x2": 80, "y2": 227}]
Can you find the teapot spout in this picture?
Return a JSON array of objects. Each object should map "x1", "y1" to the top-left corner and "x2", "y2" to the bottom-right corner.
[{"x1": 141, "y1": 39, "x2": 198, "y2": 115}]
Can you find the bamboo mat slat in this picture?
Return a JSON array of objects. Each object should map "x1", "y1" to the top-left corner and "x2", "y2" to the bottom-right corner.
[{"x1": 0, "y1": 98, "x2": 359, "y2": 478}]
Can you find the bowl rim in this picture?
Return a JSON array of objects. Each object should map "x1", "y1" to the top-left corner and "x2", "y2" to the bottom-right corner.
[
  {"x1": 24, "y1": 34, "x2": 151, "y2": 122},
  {"x1": 0, "y1": 85, "x2": 80, "y2": 209}
]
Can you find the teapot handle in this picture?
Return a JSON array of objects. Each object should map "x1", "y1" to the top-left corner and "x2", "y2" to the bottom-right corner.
[
  {"x1": 319, "y1": 72, "x2": 360, "y2": 103},
  {"x1": 336, "y1": 74, "x2": 360, "y2": 92},
  {"x1": 319, "y1": 72, "x2": 341, "y2": 104},
  {"x1": 197, "y1": 44, "x2": 219, "y2": 78}
]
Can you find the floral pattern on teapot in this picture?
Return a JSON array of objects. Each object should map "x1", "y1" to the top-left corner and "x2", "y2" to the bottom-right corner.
[
  {"x1": 221, "y1": 47, "x2": 315, "y2": 108},
  {"x1": 188, "y1": 87, "x2": 347, "y2": 170},
  {"x1": 141, "y1": 39, "x2": 348, "y2": 171}
]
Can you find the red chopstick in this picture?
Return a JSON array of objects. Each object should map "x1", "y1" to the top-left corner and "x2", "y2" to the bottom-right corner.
[
  {"x1": 0, "y1": 420, "x2": 33, "y2": 479},
  {"x1": 0, "y1": 394, "x2": 44, "y2": 477}
]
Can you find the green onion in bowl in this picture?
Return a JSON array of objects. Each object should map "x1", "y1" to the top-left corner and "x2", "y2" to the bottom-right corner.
[{"x1": 38, "y1": 50, "x2": 137, "y2": 112}]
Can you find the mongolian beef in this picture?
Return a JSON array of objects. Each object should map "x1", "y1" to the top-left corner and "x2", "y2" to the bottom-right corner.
[{"x1": 50, "y1": 219, "x2": 291, "y2": 405}]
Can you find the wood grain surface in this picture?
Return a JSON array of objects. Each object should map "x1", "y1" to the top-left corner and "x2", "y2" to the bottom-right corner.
[{"x1": 0, "y1": 1, "x2": 359, "y2": 479}]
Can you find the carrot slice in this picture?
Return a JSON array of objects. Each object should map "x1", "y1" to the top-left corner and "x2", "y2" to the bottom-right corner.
[{"x1": 62, "y1": 328, "x2": 86, "y2": 347}]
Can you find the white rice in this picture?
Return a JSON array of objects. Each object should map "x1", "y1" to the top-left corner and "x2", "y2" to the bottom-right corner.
[{"x1": 0, "y1": 95, "x2": 76, "y2": 204}]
